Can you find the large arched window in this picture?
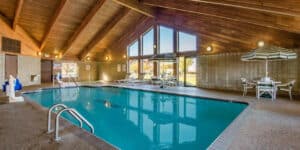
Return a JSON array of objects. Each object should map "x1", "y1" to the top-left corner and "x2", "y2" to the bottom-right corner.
[{"x1": 126, "y1": 25, "x2": 198, "y2": 82}]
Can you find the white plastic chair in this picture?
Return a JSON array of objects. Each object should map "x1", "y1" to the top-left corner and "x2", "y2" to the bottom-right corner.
[
  {"x1": 241, "y1": 78, "x2": 256, "y2": 96},
  {"x1": 277, "y1": 80, "x2": 296, "y2": 100}
]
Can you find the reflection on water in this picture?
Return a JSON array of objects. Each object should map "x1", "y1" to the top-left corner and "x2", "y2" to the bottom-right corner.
[{"x1": 24, "y1": 87, "x2": 246, "y2": 150}]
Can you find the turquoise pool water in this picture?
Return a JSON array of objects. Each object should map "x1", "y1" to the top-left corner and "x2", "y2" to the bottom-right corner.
[{"x1": 24, "y1": 86, "x2": 247, "y2": 150}]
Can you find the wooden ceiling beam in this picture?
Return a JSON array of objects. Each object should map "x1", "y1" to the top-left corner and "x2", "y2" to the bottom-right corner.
[
  {"x1": 112, "y1": 0, "x2": 156, "y2": 18},
  {"x1": 113, "y1": 16, "x2": 151, "y2": 49},
  {"x1": 79, "y1": 7, "x2": 130, "y2": 60},
  {"x1": 143, "y1": 0, "x2": 300, "y2": 34},
  {"x1": 62, "y1": 0, "x2": 106, "y2": 57},
  {"x1": 13, "y1": 0, "x2": 24, "y2": 30},
  {"x1": 188, "y1": 0, "x2": 300, "y2": 17},
  {"x1": 40, "y1": 0, "x2": 68, "y2": 50}
]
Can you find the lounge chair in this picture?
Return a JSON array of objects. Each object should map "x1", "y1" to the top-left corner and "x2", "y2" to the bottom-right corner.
[
  {"x1": 116, "y1": 73, "x2": 133, "y2": 83},
  {"x1": 277, "y1": 80, "x2": 296, "y2": 100},
  {"x1": 241, "y1": 78, "x2": 256, "y2": 96},
  {"x1": 127, "y1": 73, "x2": 147, "y2": 85},
  {"x1": 151, "y1": 76, "x2": 161, "y2": 85}
]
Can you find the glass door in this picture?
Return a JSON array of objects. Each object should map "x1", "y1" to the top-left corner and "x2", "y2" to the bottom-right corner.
[
  {"x1": 178, "y1": 57, "x2": 197, "y2": 86},
  {"x1": 185, "y1": 57, "x2": 197, "y2": 86}
]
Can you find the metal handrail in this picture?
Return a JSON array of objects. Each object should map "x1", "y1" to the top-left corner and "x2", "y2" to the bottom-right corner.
[
  {"x1": 48, "y1": 104, "x2": 82, "y2": 133},
  {"x1": 70, "y1": 77, "x2": 79, "y2": 87},
  {"x1": 55, "y1": 108, "x2": 94, "y2": 141}
]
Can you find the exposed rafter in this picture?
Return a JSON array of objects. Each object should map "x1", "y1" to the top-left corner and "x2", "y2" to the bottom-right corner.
[
  {"x1": 79, "y1": 7, "x2": 130, "y2": 60},
  {"x1": 112, "y1": 0, "x2": 156, "y2": 18},
  {"x1": 142, "y1": 0, "x2": 300, "y2": 34},
  {"x1": 13, "y1": 0, "x2": 24, "y2": 30},
  {"x1": 188, "y1": 0, "x2": 300, "y2": 17},
  {"x1": 113, "y1": 16, "x2": 151, "y2": 50},
  {"x1": 62, "y1": 0, "x2": 106, "y2": 57},
  {"x1": 40, "y1": 0, "x2": 68, "y2": 50}
]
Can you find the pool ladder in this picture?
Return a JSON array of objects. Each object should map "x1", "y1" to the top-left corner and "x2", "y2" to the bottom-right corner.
[{"x1": 47, "y1": 104, "x2": 94, "y2": 141}]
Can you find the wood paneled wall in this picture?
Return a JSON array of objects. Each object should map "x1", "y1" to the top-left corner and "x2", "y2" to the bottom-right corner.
[{"x1": 197, "y1": 52, "x2": 300, "y2": 94}]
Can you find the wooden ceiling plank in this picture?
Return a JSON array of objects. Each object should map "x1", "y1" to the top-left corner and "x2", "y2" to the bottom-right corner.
[
  {"x1": 62, "y1": 0, "x2": 106, "y2": 56},
  {"x1": 79, "y1": 7, "x2": 130, "y2": 60},
  {"x1": 142, "y1": 0, "x2": 300, "y2": 34},
  {"x1": 112, "y1": 0, "x2": 156, "y2": 18},
  {"x1": 40, "y1": 0, "x2": 68, "y2": 50},
  {"x1": 13, "y1": 0, "x2": 24, "y2": 30},
  {"x1": 188, "y1": 0, "x2": 300, "y2": 17}
]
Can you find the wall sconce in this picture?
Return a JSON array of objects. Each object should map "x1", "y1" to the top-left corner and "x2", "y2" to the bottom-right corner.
[
  {"x1": 44, "y1": 53, "x2": 50, "y2": 58},
  {"x1": 37, "y1": 51, "x2": 42, "y2": 56},
  {"x1": 86, "y1": 56, "x2": 91, "y2": 61},
  {"x1": 105, "y1": 56, "x2": 111, "y2": 61},
  {"x1": 123, "y1": 54, "x2": 127, "y2": 59},
  {"x1": 257, "y1": 40, "x2": 265, "y2": 47},
  {"x1": 153, "y1": 45, "x2": 157, "y2": 49},
  {"x1": 206, "y1": 46, "x2": 213, "y2": 52}
]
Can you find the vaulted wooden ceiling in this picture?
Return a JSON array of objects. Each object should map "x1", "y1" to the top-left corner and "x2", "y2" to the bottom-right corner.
[
  {"x1": 0, "y1": 0, "x2": 149, "y2": 60},
  {"x1": 118, "y1": 0, "x2": 300, "y2": 54},
  {"x1": 0, "y1": 0, "x2": 300, "y2": 60}
]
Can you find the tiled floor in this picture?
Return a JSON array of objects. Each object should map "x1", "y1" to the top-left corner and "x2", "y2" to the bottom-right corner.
[{"x1": 1, "y1": 83, "x2": 300, "y2": 150}]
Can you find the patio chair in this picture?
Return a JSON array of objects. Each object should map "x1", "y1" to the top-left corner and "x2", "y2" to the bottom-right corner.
[
  {"x1": 241, "y1": 78, "x2": 256, "y2": 96},
  {"x1": 127, "y1": 73, "x2": 147, "y2": 85},
  {"x1": 256, "y1": 81, "x2": 277, "y2": 101},
  {"x1": 116, "y1": 73, "x2": 133, "y2": 83},
  {"x1": 151, "y1": 76, "x2": 162, "y2": 85},
  {"x1": 277, "y1": 80, "x2": 296, "y2": 100},
  {"x1": 165, "y1": 77, "x2": 177, "y2": 87}
]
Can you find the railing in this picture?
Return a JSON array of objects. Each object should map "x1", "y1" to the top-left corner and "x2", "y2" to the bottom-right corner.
[
  {"x1": 69, "y1": 77, "x2": 79, "y2": 87},
  {"x1": 47, "y1": 104, "x2": 94, "y2": 141}
]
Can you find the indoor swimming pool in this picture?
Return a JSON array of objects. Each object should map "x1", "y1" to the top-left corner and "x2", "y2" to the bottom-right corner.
[{"x1": 24, "y1": 86, "x2": 247, "y2": 150}]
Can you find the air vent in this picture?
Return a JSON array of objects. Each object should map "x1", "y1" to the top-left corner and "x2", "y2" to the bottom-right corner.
[{"x1": 2, "y1": 37, "x2": 21, "y2": 53}]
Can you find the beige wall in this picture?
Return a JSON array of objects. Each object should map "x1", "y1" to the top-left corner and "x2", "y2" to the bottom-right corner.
[
  {"x1": 0, "y1": 16, "x2": 42, "y2": 88},
  {"x1": 0, "y1": 54, "x2": 41, "y2": 89},
  {"x1": 0, "y1": 54, "x2": 4, "y2": 87},
  {"x1": 98, "y1": 61, "x2": 127, "y2": 82},
  {"x1": 78, "y1": 62, "x2": 99, "y2": 81},
  {"x1": 197, "y1": 52, "x2": 300, "y2": 94},
  {"x1": 18, "y1": 55, "x2": 41, "y2": 86}
]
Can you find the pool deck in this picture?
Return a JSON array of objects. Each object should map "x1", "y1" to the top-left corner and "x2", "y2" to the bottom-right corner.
[{"x1": 1, "y1": 83, "x2": 300, "y2": 150}]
